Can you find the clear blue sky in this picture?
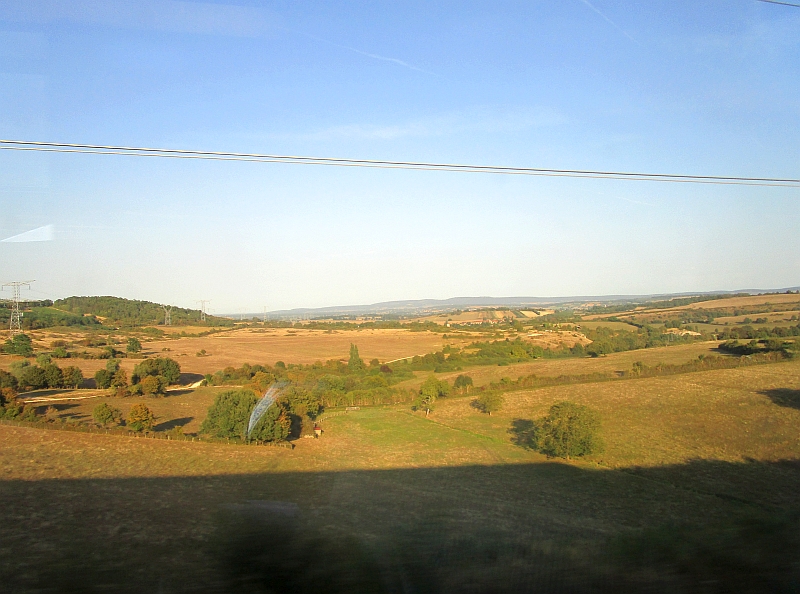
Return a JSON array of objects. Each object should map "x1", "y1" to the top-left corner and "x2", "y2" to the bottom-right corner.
[{"x1": 1, "y1": 1, "x2": 798, "y2": 313}]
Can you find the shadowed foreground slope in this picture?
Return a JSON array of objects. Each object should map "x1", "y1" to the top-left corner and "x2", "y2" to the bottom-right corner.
[{"x1": 2, "y1": 458, "x2": 799, "y2": 593}]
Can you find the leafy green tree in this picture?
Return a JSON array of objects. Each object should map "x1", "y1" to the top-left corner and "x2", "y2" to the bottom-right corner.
[
  {"x1": 94, "y1": 369, "x2": 113, "y2": 389},
  {"x1": 43, "y1": 363, "x2": 64, "y2": 389},
  {"x1": 93, "y1": 402, "x2": 122, "y2": 426},
  {"x1": 36, "y1": 353, "x2": 52, "y2": 366},
  {"x1": 249, "y1": 399, "x2": 291, "y2": 442},
  {"x1": 413, "y1": 376, "x2": 450, "y2": 416},
  {"x1": 139, "y1": 374, "x2": 164, "y2": 396},
  {"x1": 132, "y1": 357, "x2": 181, "y2": 385},
  {"x1": 200, "y1": 389, "x2": 256, "y2": 439},
  {"x1": 348, "y1": 344, "x2": 365, "y2": 371},
  {"x1": 126, "y1": 337, "x2": 142, "y2": 354},
  {"x1": 0, "y1": 370, "x2": 19, "y2": 392},
  {"x1": 4, "y1": 333, "x2": 33, "y2": 356},
  {"x1": 532, "y1": 401, "x2": 604, "y2": 459},
  {"x1": 127, "y1": 403, "x2": 155, "y2": 431},
  {"x1": 52, "y1": 346, "x2": 69, "y2": 359},
  {"x1": 201, "y1": 389, "x2": 290, "y2": 442},
  {"x1": 62, "y1": 366, "x2": 83, "y2": 389},
  {"x1": 454, "y1": 374, "x2": 474, "y2": 393},
  {"x1": 20, "y1": 365, "x2": 48, "y2": 390},
  {"x1": 475, "y1": 392, "x2": 504, "y2": 415}
]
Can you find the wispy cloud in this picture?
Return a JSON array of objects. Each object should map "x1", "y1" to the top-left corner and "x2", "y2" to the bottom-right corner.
[
  {"x1": 577, "y1": 0, "x2": 639, "y2": 45},
  {"x1": 294, "y1": 29, "x2": 432, "y2": 74}
]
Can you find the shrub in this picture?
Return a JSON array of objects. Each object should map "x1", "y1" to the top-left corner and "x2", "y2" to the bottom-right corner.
[
  {"x1": 52, "y1": 346, "x2": 69, "y2": 359},
  {"x1": 127, "y1": 403, "x2": 155, "y2": 432},
  {"x1": 126, "y1": 337, "x2": 142, "y2": 354},
  {"x1": 93, "y1": 402, "x2": 123, "y2": 426},
  {"x1": 533, "y1": 401, "x2": 603, "y2": 459},
  {"x1": 475, "y1": 392, "x2": 504, "y2": 415}
]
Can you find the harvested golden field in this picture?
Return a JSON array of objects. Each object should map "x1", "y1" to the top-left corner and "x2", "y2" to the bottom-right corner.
[
  {"x1": 147, "y1": 327, "x2": 474, "y2": 374},
  {"x1": 0, "y1": 327, "x2": 474, "y2": 379}
]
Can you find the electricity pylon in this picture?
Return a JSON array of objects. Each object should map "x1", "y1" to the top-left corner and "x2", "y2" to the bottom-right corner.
[
  {"x1": 197, "y1": 300, "x2": 210, "y2": 322},
  {"x1": 162, "y1": 305, "x2": 172, "y2": 326},
  {"x1": 2, "y1": 280, "x2": 34, "y2": 335}
]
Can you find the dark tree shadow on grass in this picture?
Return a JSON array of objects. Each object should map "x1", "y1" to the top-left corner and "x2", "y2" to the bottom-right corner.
[
  {"x1": 178, "y1": 372, "x2": 205, "y2": 386},
  {"x1": 508, "y1": 418, "x2": 535, "y2": 448},
  {"x1": 761, "y1": 388, "x2": 800, "y2": 410},
  {"x1": 154, "y1": 417, "x2": 193, "y2": 432}
]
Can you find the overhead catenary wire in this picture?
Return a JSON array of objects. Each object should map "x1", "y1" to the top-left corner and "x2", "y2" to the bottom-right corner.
[
  {"x1": 0, "y1": 139, "x2": 798, "y2": 188},
  {"x1": 757, "y1": 0, "x2": 800, "y2": 7}
]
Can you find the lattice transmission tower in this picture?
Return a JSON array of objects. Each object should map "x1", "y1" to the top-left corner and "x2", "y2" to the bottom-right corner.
[
  {"x1": 162, "y1": 305, "x2": 172, "y2": 326},
  {"x1": 197, "y1": 300, "x2": 210, "y2": 322},
  {"x1": 2, "y1": 280, "x2": 34, "y2": 335}
]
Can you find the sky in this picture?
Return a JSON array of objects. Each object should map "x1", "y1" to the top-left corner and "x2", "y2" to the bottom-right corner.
[{"x1": 0, "y1": 0, "x2": 798, "y2": 313}]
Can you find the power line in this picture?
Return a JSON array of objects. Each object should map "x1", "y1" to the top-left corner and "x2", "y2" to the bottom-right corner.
[
  {"x1": 757, "y1": 0, "x2": 800, "y2": 7},
  {"x1": 0, "y1": 139, "x2": 798, "y2": 188}
]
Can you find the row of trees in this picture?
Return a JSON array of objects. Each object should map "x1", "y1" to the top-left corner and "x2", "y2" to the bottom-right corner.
[
  {"x1": 92, "y1": 402, "x2": 155, "y2": 431},
  {"x1": 2, "y1": 359, "x2": 83, "y2": 392},
  {"x1": 94, "y1": 357, "x2": 181, "y2": 396}
]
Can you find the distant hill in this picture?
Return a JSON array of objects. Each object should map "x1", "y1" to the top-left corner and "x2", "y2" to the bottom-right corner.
[
  {"x1": 53, "y1": 296, "x2": 233, "y2": 327},
  {"x1": 258, "y1": 288, "x2": 800, "y2": 319}
]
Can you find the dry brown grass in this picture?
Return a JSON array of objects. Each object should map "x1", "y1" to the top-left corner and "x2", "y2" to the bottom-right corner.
[{"x1": 398, "y1": 341, "x2": 729, "y2": 390}]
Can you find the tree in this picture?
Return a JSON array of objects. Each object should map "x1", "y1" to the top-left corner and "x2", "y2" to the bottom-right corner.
[
  {"x1": 532, "y1": 401, "x2": 603, "y2": 459},
  {"x1": 62, "y1": 366, "x2": 83, "y2": 389},
  {"x1": 126, "y1": 337, "x2": 142, "y2": 354},
  {"x1": 201, "y1": 389, "x2": 258, "y2": 439},
  {"x1": 111, "y1": 368, "x2": 129, "y2": 389},
  {"x1": 93, "y1": 402, "x2": 122, "y2": 426},
  {"x1": 3, "y1": 333, "x2": 33, "y2": 356},
  {"x1": 139, "y1": 374, "x2": 163, "y2": 396},
  {"x1": 200, "y1": 389, "x2": 290, "y2": 442},
  {"x1": 0, "y1": 370, "x2": 19, "y2": 393},
  {"x1": 475, "y1": 392, "x2": 504, "y2": 415},
  {"x1": 132, "y1": 357, "x2": 181, "y2": 385},
  {"x1": 348, "y1": 344, "x2": 365, "y2": 371},
  {"x1": 94, "y1": 369, "x2": 113, "y2": 389},
  {"x1": 413, "y1": 376, "x2": 451, "y2": 416},
  {"x1": 127, "y1": 403, "x2": 155, "y2": 432},
  {"x1": 20, "y1": 366, "x2": 48, "y2": 391},
  {"x1": 43, "y1": 363, "x2": 64, "y2": 389},
  {"x1": 454, "y1": 374, "x2": 474, "y2": 394}
]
